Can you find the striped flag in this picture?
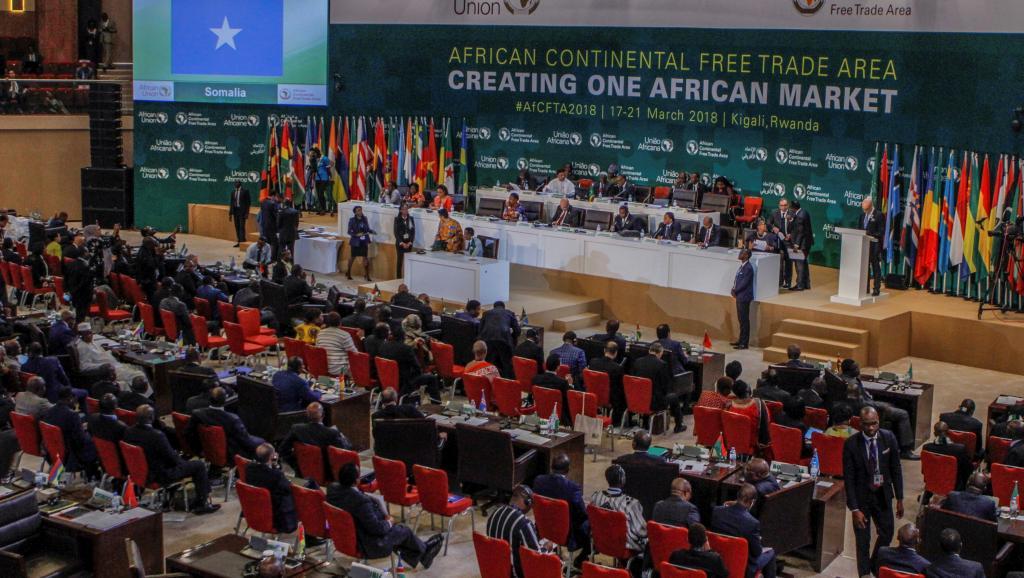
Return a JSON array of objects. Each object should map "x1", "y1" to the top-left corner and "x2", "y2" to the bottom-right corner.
[
  {"x1": 914, "y1": 148, "x2": 940, "y2": 285},
  {"x1": 123, "y1": 477, "x2": 138, "y2": 508},
  {"x1": 879, "y1": 144, "x2": 890, "y2": 213},
  {"x1": 883, "y1": 144, "x2": 901, "y2": 263},
  {"x1": 937, "y1": 150, "x2": 956, "y2": 275},
  {"x1": 953, "y1": 152, "x2": 970, "y2": 278},
  {"x1": 355, "y1": 117, "x2": 370, "y2": 201},
  {"x1": 48, "y1": 455, "x2": 65, "y2": 486},
  {"x1": 442, "y1": 119, "x2": 455, "y2": 194},
  {"x1": 279, "y1": 121, "x2": 293, "y2": 200},
  {"x1": 458, "y1": 118, "x2": 469, "y2": 196},
  {"x1": 900, "y1": 146, "x2": 921, "y2": 272},
  {"x1": 976, "y1": 155, "x2": 993, "y2": 279},
  {"x1": 963, "y1": 153, "x2": 982, "y2": 276}
]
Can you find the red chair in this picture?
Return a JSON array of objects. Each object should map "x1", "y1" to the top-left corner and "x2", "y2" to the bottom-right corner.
[
  {"x1": 193, "y1": 297, "x2": 212, "y2": 320},
  {"x1": 305, "y1": 345, "x2": 331, "y2": 378},
  {"x1": 947, "y1": 430, "x2": 977, "y2": 463},
  {"x1": 237, "y1": 307, "x2": 278, "y2": 351},
  {"x1": 236, "y1": 481, "x2": 278, "y2": 536},
  {"x1": 921, "y1": 450, "x2": 958, "y2": 497},
  {"x1": 374, "y1": 357, "x2": 400, "y2": 391},
  {"x1": 327, "y1": 447, "x2": 377, "y2": 493},
  {"x1": 159, "y1": 309, "x2": 180, "y2": 342},
  {"x1": 556, "y1": 365, "x2": 571, "y2": 380},
  {"x1": 991, "y1": 463, "x2": 1024, "y2": 506},
  {"x1": 114, "y1": 408, "x2": 138, "y2": 426},
  {"x1": 224, "y1": 321, "x2": 267, "y2": 362},
  {"x1": 653, "y1": 186, "x2": 672, "y2": 200},
  {"x1": 693, "y1": 406, "x2": 724, "y2": 448},
  {"x1": 85, "y1": 397, "x2": 100, "y2": 414},
  {"x1": 520, "y1": 546, "x2": 564, "y2": 578},
  {"x1": 198, "y1": 424, "x2": 234, "y2": 500},
  {"x1": 94, "y1": 436, "x2": 126, "y2": 483},
  {"x1": 586, "y1": 504, "x2": 633, "y2": 566},
  {"x1": 120, "y1": 441, "x2": 192, "y2": 510},
  {"x1": 291, "y1": 484, "x2": 330, "y2": 555},
  {"x1": 582, "y1": 369, "x2": 612, "y2": 412},
  {"x1": 413, "y1": 465, "x2": 474, "y2": 554},
  {"x1": 803, "y1": 407, "x2": 829, "y2": 431},
  {"x1": 513, "y1": 355, "x2": 540, "y2": 393},
  {"x1": 533, "y1": 494, "x2": 571, "y2": 555},
  {"x1": 569, "y1": 390, "x2": 613, "y2": 455},
  {"x1": 94, "y1": 289, "x2": 131, "y2": 323},
  {"x1": 878, "y1": 568, "x2": 925, "y2": 578},
  {"x1": 38, "y1": 421, "x2": 66, "y2": 470},
  {"x1": 218, "y1": 301, "x2": 237, "y2": 324},
  {"x1": 763, "y1": 400, "x2": 783, "y2": 422},
  {"x1": 10, "y1": 412, "x2": 45, "y2": 470},
  {"x1": 473, "y1": 532, "x2": 512, "y2": 578},
  {"x1": 810, "y1": 433, "x2": 845, "y2": 477},
  {"x1": 340, "y1": 326, "x2": 364, "y2": 351},
  {"x1": 581, "y1": 562, "x2": 629, "y2": 578},
  {"x1": 191, "y1": 314, "x2": 228, "y2": 356},
  {"x1": 648, "y1": 521, "x2": 689, "y2": 569},
  {"x1": 988, "y1": 436, "x2": 1012, "y2": 466},
  {"x1": 19, "y1": 265, "x2": 54, "y2": 308},
  {"x1": 137, "y1": 302, "x2": 164, "y2": 339},
  {"x1": 283, "y1": 338, "x2": 307, "y2": 363},
  {"x1": 235, "y1": 454, "x2": 252, "y2": 483},
  {"x1": 431, "y1": 341, "x2": 463, "y2": 397},
  {"x1": 733, "y1": 196, "x2": 763, "y2": 228},
  {"x1": 533, "y1": 386, "x2": 563, "y2": 422},
  {"x1": 171, "y1": 412, "x2": 193, "y2": 458},
  {"x1": 622, "y1": 375, "x2": 667, "y2": 434},
  {"x1": 721, "y1": 411, "x2": 755, "y2": 457},
  {"x1": 348, "y1": 351, "x2": 377, "y2": 390},
  {"x1": 850, "y1": 416, "x2": 862, "y2": 431},
  {"x1": 293, "y1": 442, "x2": 330, "y2": 485},
  {"x1": 660, "y1": 562, "x2": 708, "y2": 578},
  {"x1": 495, "y1": 377, "x2": 534, "y2": 418},
  {"x1": 769, "y1": 423, "x2": 808, "y2": 466},
  {"x1": 372, "y1": 456, "x2": 420, "y2": 521},
  {"x1": 708, "y1": 531, "x2": 755, "y2": 578},
  {"x1": 462, "y1": 374, "x2": 493, "y2": 410},
  {"x1": 327, "y1": 502, "x2": 398, "y2": 573}
]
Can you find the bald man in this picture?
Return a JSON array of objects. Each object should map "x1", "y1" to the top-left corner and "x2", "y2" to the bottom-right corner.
[
  {"x1": 280, "y1": 402, "x2": 351, "y2": 477},
  {"x1": 944, "y1": 472, "x2": 998, "y2": 522},
  {"x1": 746, "y1": 458, "x2": 781, "y2": 501},
  {"x1": 246, "y1": 443, "x2": 297, "y2": 533},
  {"x1": 652, "y1": 478, "x2": 699, "y2": 527},
  {"x1": 874, "y1": 523, "x2": 930, "y2": 575},
  {"x1": 922, "y1": 421, "x2": 971, "y2": 491},
  {"x1": 858, "y1": 197, "x2": 885, "y2": 296},
  {"x1": 711, "y1": 484, "x2": 776, "y2": 578}
]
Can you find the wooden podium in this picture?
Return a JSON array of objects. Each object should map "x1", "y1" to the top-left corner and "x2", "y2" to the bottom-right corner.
[{"x1": 830, "y1": 227, "x2": 887, "y2": 306}]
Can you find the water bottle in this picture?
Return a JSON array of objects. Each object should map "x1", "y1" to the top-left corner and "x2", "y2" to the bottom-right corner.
[
  {"x1": 229, "y1": 255, "x2": 236, "y2": 270},
  {"x1": 728, "y1": 447, "x2": 737, "y2": 466},
  {"x1": 478, "y1": 391, "x2": 487, "y2": 413},
  {"x1": 809, "y1": 449, "x2": 820, "y2": 480},
  {"x1": 549, "y1": 403, "x2": 559, "y2": 433},
  {"x1": 1011, "y1": 481, "x2": 1020, "y2": 516}
]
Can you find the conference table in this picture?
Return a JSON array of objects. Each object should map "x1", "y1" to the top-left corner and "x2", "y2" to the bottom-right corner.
[
  {"x1": 166, "y1": 534, "x2": 328, "y2": 577},
  {"x1": 404, "y1": 251, "x2": 511, "y2": 304},
  {"x1": 339, "y1": 202, "x2": 780, "y2": 301},
  {"x1": 987, "y1": 394, "x2": 1023, "y2": 433},
  {"x1": 862, "y1": 376, "x2": 935, "y2": 448},
  {"x1": 102, "y1": 338, "x2": 188, "y2": 416},
  {"x1": 293, "y1": 230, "x2": 344, "y2": 274}
]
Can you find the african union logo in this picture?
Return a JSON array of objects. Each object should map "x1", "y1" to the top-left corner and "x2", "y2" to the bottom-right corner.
[
  {"x1": 503, "y1": 0, "x2": 540, "y2": 15},
  {"x1": 588, "y1": 163, "x2": 600, "y2": 176},
  {"x1": 496, "y1": 157, "x2": 509, "y2": 170},
  {"x1": 792, "y1": 0, "x2": 825, "y2": 15},
  {"x1": 279, "y1": 88, "x2": 291, "y2": 100},
  {"x1": 248, "y1": 115, "x2": 260, "y2": 127},
  {"x1": 700, "y1": 174, "x2": 711, "y2": 186},
  {"x1": 686, "y1": 140, "x2": 699, "y2": 155},
  {"x1": 267, "y1": 114, "x2": 280, "y2": 126},
  {"x1": 498, "y1": 127, "x2": 511, "y2": 142},
  {"x1": 773, "y1": 183, "x2": 786, "y2": 196},
  {"x1": 516, "y1": 158, "x2": 529, "y2": 171},
  {"x1": 176, "y1": 168, "x2": 190, "y2": 181},
  {"x1": 478, "y1": 127, "x2": 492, "y2": 140},
  {"x1": 159, "y1": 86, "x2": 171, "y2": 97},
  {"x1": 793, "y1": 183, "x2": 807, "y2": 199},
  {"x1": 845, "y1": 156, "x2": 858, "y2": 171},
  {"x1": 755, "y1": 148, "x2": 768, "y2": 162},
  {"x1": 590, "y1": 133, "x2": 602, "y2": 147},
  {"x1": 156, "y1": 112, "x2": 168, "y2": 124},
  {"x1": 775, "y1": 148, "x2": 789, "y2": 164},
  {"x1": 661, "y1": 139, "x2": 674, "y2": 153},
  {"x1": 157, "y1": 168, "x2": 169, "y2": 179},
  {"x1": 248, "y1": 171, "x2": 260, "y2": 183},
  {"x1": 191, "y1": 140, "x2": 204, "y2": 153},
  {"x1": 866, "y1": 158, "x2": 877, "y2": 174},
  {"x1": 569, "y1": 132, "x2": 582, "y2": 146},
  {"x1": 175, "y1": 112, "x2": 188, "y2": 125},
  {"x1": 172, "y1": 140, "x2": 184, "y2": 152}
]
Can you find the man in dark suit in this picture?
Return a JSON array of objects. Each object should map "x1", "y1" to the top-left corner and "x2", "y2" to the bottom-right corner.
[
  {"x1": 23, "y1": 343, "x2": 81, "y2": 405},
  {"x1": 327, "y1": 463, "x2": 443, "y2": 569},
  {"x1": 532, "y1": 452, "x2": 590, "y2": 568},
  {"x1": 613, "y1": 431, "x2": 666, "y2": 468},
  {"x1": 655, "y1": 323, "x2": 688, "y2": 376},
  {"x1": 276, "y1": 199, "x2": 300, "y2": 256},
  {"x1": 694, "y1": 216, "x2": 720, "y2": 247},
  {"x1": 843, "y1": 406, "x2": 904, "y2": 578},
  {"x1": 668, "y1": 522, "x2": 729, "y2": 578},
  {"x1": 746, "y1": 458, "x2": 781, "y2": 501},
  {"x1": 86, "y1": 393, "x2": 126, "y2": 444},
  {"x1": 390, "y1": 284, "x2": 432, "y2": 329},
  {"x1": 1006, "y1": 422, "x2": 1024, "y2": 467},
  {"x1": 590, "y1": 319, "x2": 627, "y2": 363},
  {"x1": 65, "y1": 253, "x2": 95, "y2": 324},
  {"x1": 48, "y1": 311, "x2": 76, "y2": 356},
  {"x1": 630, "y1": 342, "x2": 684, "y2": 433},
  {"x1": 117, "y1": 376, "x2": 155, "y2": 411},
  {"x1": 513, "y1": 328, "x2": 544, "y2": 374},
  {"x1": 711, "y1": 484, "x2": 776, "y2": 578},
  {"x1": 790, "y1": 200, "x2": 814, "y2": 290},
  {"x1": 341, "y1": 299, "x2": 376, "y2": 336},
  {"x1": 944, "y1": 472, "x2": 997, "y2": 522},
  {"x1": 246, "y1": 443, "x2": 297, "y2": 533},
  {"x1": 922, "y1": 421, "x2": 972, "y2": 492},
  {"x1": 549, "y1": 198, "x2": 578, "y2": 227},
  {"x1": 454, "y1": 299, "x2": 482, "y2": 328},
  {"x1": 939, "y1": 399, "x2": 984, "y2": 457},
  {"x1": 259, "y1": 191, "x2": 281, "y2": 259},
  {"x1": 42, "y1": 388, "x2": 100, "y2": 479},
  {"x1": 123, "y1": 405, "x2": 219, "y2": 514},
  {"x1": 188, "y1": 387, "x2": 264, "y2": 459},
  {"x1": 377, "y1": 329, "x2": 442, "y2": 402},
  {"x1": 280, "y1": 402, "x2": 351, "y2": 476},
  {"x1": 753, "y1": 377, "x2": 792, "y2": 404},
  {"x1": 532, "y1": 354, "x2": 573, "y2": 424},
  {"x1": 371, "y1": 387, "x2": 425, "y2": 420},
  {"x1": 588, "y1": 341, "x2": 626, "y2": 425},
  {"x1": 653, "y1": 212, "x2": 684, "y2": 241},
  {"x1": 228, "y1": 180, "x2": 251, "y2": 247},
  {"x1": 393, "y1": 204, "x2": 415, "y2": 278},
  {"x1": 874, "y1": 523, "x2": 930, "y2": 575},
  {"x1": 858, "y1": 198, "x2": 886, "y2": 296},
  {"x1": 768, "y1": 198, "x2": 794, "y2": 288},
  {"x1": 612, "y1": 204, "x2": 645, "y2": 235},
  {"x1": 478, "y1": 301, "x2": 520, "y2": 377},
  {"x1": 925, "y1": 529, "x2": 986, "y2": 578},
  {"x1": 731, "y1": 249, "x2": 754, "y2": 350},
  {"x1": 653, "y1": 478, "x2": 700, "y2": 528},
  {"x1": 784, "y1": 344, "x2": 815, "y2": 369}
]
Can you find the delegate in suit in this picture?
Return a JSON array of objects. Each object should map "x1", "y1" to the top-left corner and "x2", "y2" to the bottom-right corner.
[
  {"x1": 694, "y1": 216, "x2": 720, "y2": 247},
  {"x1": 731, "y1": 249, "x2": 754, "y2": 350},
  {"x1": 228, "y1": 180, "x2": 252, "y2": 246},
  {"x1": 532, "y1": 453, "x2": 590, "y2": 567},
  {"x1": 858, "y1": 198, "x2": 886, "y2": 296},
  {"x1": 710, "y1": 484, "x2": 776, "y2": 578},
  {"x1": 245, "y1": 444, "x2": 298, "y2": 533},
  {"x1": 874, "y1": 523, "x2": 930, "y2": 575}
]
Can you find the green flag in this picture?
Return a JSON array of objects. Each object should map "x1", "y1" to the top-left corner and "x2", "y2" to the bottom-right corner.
[
  {"x1": 868, "y1": 141, "x2": 881, "y2": 205},
  {"x1": 963, "y1": 153, "x2": 981, "y2": 274}
]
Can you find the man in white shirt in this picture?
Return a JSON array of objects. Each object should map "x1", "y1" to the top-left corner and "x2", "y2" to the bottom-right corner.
[
  {"x1": 543, "y1": 169, "x2": 576, "y2": 197},
  {"x1": 73, "y1": 324, "x2": 148, "y2": 392},
  {"x1": 244, "y1": 237, "x2": 273, "y2": 269}
]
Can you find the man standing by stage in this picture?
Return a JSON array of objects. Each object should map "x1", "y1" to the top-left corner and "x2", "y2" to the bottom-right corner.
[
  {"x1": 769, "y1": 198, "x2": 793, "y2": 288},
  {"x1": 228, "y1": 180, "x2": 251, "y2": 247},
  {"x1": 259, "y1": 192, "x2": 281, "y2": 260},
  {"x1": 731, "y1": 249, "x2": 753, "y2": 350},
  {"x1": 277, "y1": 199, "x2": 300, "y2": 256},
  {"x1": 859, "y1": 198, "x2": 885, "y2": 296},
  {"x1": 791, "y1": 200, "x2": 813, "y2": 290}
]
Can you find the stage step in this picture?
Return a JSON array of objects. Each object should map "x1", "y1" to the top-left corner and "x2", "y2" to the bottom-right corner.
[
  {"x1": 763, "y1": 318, "x2": 869, "y2": 365},
  {"x1": 770, "y1": 332, "x2": 860, "y2": 359},
  {"x1": 774, "y1": 319, "x2": 869, "y2": 347},
  {"x1": 551, "y1": 312, "x2": 602, "y2": 332},
  {"x1": 762, "y1": 347, "x2": 836, "y2": 365}
]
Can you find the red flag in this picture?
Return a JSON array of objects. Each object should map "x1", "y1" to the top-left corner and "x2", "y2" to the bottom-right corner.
[
  {"x1": 123, "y1": 477, "x2": 138, "y2": 508},
  {"x1": 426, "y1": 118, "x2": 438, "y2": 185},
  {"x1": 879, "y1": 145, "x2": 890, "y2": 212},
  {"x1": 259, "y1": 124, "x2": 279, "y2": 201},
  {"x1": 702, "y1": 331, "x2": 712, "y2": 350},
  {"x1": 280, "y1": 121, "x2": 293, "y2": 200}
]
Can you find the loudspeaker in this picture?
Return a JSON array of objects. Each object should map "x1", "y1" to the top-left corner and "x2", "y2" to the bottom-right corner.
[
  {"x1": 27, "y1": 221, "x2": 45, "y2": 253},
  {"x1": 884, "y1": 273, "x2": 908, "y2": 290},
  {"x1": 81, "y1": 167, "x2": 133, "y2": 228}
]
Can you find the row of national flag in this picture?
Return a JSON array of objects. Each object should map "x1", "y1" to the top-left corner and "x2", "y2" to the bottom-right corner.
[
  {"x1": 871, "y1": 143, "x2": 1024, "y2": 303},
  {"x1": 258, "y1": 116, "x2": 470, "y2": 207}
]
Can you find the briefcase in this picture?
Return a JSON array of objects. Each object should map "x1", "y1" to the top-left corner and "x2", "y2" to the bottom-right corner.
[
  {"x1": 575, "y1": 413, "x2": 604, "y2": 447},
  {"x1": 885, "y1": 273, "x2": 908, "y2": 290}
]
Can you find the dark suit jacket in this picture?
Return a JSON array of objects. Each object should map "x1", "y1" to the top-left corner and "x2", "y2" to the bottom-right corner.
[
  {"x1": 938, "y1": 410, "x2": 984, "y2": 454},
  {"x1": 185, "y1": 392, "x2": 213, "y2": 414},
  {"x1": 652, "y1": 495, "x2": 700, "y2": 528},
  {"x1": 711, "y1": 503, "x2": 764, "y2": 578},
  {"x1": 123, "y1": 424, "x2": 183, "y2": 485},
  {"x1": 532, "y1": 373, "x2": 572, "y2": 423},
  {"x1": 229, "y1": 187, "x2": 252, "y2": 218},
  {"x1": 925, "y1": 553, "x2": 986, "y2": 578},
  {"x1": 1006, "y1": 440, "x2": 1024, "y2": 468},
  {"x1": 613, "y1": 213, "x2": 645, "y2": 234},
  {"x1": 588, "y1": 356, "x2": 626, "y2": 412},
  {"x1": 90, "y1": 380, "x2": 122, "y2": 400},
  {"x1": 874, "y1": 545, "x2": 931, "y2": 575},
  {"x1": 393, "y1": 215, "x2": 416, "y2": 247},
  {"x1": 533, "y1": 473, "x2": 589, "y2": 549},
  {"x1": 613, "y1": 450, "x2": 667, "y2": 469},
  {"x1": 246, "y1": 462, "x2": 298, "y2": 533},
  {"x1": 922, "y1": 440, "x2": 971, "y2": 490},
  {"x1": 695, "y1": 224, "x2": 720, "y2": 246},
  {"x1": 944, "y1": 491, "x2": 998, "y2": 522},
  {"x1": 768, "y1": 209, "x2": 794, "y2": 241},
  {"x1": 277, "y1": 207, "x2": 300, "y2": 245},
  {"x1": 513, "y1": 339, "x2": 544, "y2": 373},
  {"x1": 653, "y1": 220, "x2": 684, "y2": 241},
  {"x1": 326, "y1": 484, "x2": 399, "y2": 559},
  {"x1": 41, "y1": 404, "x2": 96, "y2": 471},
  {"x1": 668, "y1": 549, "x2": 729, "y2": 578},
  {"x1": 259, "y1": 198, "x2": 279, "y2": 238},
  {"x1": 752, "y1": 385, "x2": 791, "y2": 404},
  {"x1": 550, "y1": 206, "x2": 579, "y2": 227},
  {"x1": 117, "y1": 391, "x2": 154, "y2": 412},
  {"x1": 371, "y1": 404, "x2": 424, "y2": 420},
  {"x1": 283, "y1": 276, "x2": 313, "y2": 304},
  {"x1": 23, "y1": 355, "x2": 71, "y2": 402},
  {"x1": 280, "y1": 421, "x2": 351, "y2": 473},
  {"x1": 630, "y1": 355, "x2": 672, "y2": 411},
  {"x1": 590, "y1": 333, "x2": 627, "y2": 362},
  {"x1": 341, "y1": 313, "x2": 376, "y2": 336},
  {"x1": 48, "y1": 322, "x2": 75, "y2": 356},
  {"x1": 792, "y1": 209, "x2": 814, "y2": 251},
  {"x1": 378, "y1": 340, "x2": 423, "y2": 393},
  {"x1": 65, "y1": 257, "x2": 94, "y2": 304},
  {"x1": 391, "y1": 292, "x2": 432, "y2": 328},
  {"x1": 87, "y1": 413, "x2": 126, "y2": 443},
  {"x1": 843, "y1": 429, "x2": 904, "y2": 512},
  {"x1": 732, "y1": 261, "x2": 754, "y2": 303},
  {"x1": 188, "y1": 406, "x2": 261, "y2": 459},
  {"x1": 478, "y1": 308, "x2": 520, "y2": 347}
]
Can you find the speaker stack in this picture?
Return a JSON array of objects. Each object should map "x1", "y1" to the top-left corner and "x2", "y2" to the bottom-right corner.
[{"x1": 81, "y1": 83, "x2": 133, "y2": 227}]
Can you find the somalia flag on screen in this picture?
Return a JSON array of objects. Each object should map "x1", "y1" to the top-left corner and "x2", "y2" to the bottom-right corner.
[{"x1": 171, "y1": 0, "x2": 283, "y2": 76}]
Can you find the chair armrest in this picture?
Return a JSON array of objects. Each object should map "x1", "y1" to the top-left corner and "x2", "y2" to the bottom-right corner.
[
  {"x1": 512, "y1": 448, "x2": 538, "y2": 486},
  {"x1": 272, "y1": 410, "x2": 307, "y2": 442},
  {"x1": 0, "y1": 549, "x2": 25, "y2": 578},
  {"x1": 992, "y1": 540, "x2": 1015, "y2": 577}
]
